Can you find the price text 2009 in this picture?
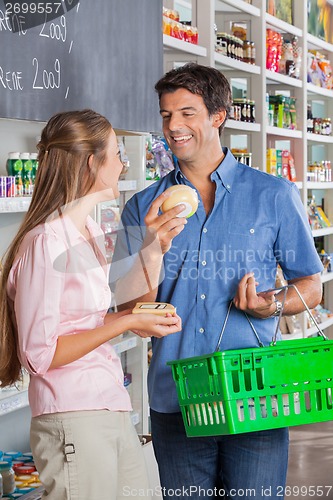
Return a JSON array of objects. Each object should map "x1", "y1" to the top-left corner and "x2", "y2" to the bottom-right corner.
[{"x1": 5, "y1": 3, "x2": 62, "y2": 16}]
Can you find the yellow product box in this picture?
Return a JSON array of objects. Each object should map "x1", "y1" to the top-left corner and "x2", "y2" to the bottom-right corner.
[
  {"x1": 266, "y1": 148, "x2": 277, "y2": 175},
  {"x1": 276, "y1": 150, "x2": 282, "y2": 177}
]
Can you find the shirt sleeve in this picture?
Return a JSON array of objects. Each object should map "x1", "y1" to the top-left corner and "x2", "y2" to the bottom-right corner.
[
  {"x1": 274, "y1": 183, "x2": 323, "y2": 280},
  {"x1": 13, "y1": 232, "x2": 68, "y2": 375}
]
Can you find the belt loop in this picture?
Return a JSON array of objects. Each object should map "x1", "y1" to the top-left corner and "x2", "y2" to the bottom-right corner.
[{"x1": 64, "y1": 443, "x2": 75, "y2": 462}]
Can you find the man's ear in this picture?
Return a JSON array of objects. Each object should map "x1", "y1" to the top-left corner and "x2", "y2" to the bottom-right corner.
[{"x1": 213, "y1": 110, "x2": 227, "y2": 129}]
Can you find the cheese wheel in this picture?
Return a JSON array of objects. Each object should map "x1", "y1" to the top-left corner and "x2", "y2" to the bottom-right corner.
[{"x1": 161, "y1": 185, "x2": 198, "y2": 218}]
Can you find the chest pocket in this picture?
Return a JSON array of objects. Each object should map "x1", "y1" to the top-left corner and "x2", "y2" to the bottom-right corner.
[{"x1": 227, "y1": 222, "x2": 274, "y2": 256}]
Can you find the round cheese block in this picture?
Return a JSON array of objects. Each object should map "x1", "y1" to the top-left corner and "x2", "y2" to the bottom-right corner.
[{"x1": 161, "y1": 185, "x2": 198, "y2": 218}]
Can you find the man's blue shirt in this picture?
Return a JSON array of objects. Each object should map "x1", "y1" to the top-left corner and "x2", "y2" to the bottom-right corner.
[{"x1": 112, "y1": 148, "x2": 323, "y2": 413}]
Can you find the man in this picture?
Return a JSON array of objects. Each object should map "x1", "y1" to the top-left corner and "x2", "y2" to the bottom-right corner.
[{"x1": 112, "y1": 63, "x2": 323, "y2": 499}]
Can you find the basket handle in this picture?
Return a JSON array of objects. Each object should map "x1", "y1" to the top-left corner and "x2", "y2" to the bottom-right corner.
[
  {"x1": 271, "y1": 284, "x2": 327, "y2": 344},
  {"x1": 214, "y1": 284, "x2": 327, "y2": 352}
]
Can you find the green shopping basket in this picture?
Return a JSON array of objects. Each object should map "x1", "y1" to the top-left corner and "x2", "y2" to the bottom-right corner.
[{"x1": 167, "y1": 285, "x2": 333, "y2": 437}]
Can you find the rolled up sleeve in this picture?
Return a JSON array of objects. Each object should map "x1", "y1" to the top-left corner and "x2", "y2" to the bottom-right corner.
[{"x1": 13, "y1": 233, "x2": 67, "y2": 375}]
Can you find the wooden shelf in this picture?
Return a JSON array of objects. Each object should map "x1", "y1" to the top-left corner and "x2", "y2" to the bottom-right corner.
[
  {"x1": 0, "y1": 388, "x2": 29, "y2": 416},
  {"x1": 225, "y1": 120, "x2": 261, "y2": 132},
  {"x1": 265, "y1": 13, "x2": 303, "y2": 37},
  {"x1": 214, "y1": 53, "x2": 261, "y2": 74},
  {"x1": 307, "y1": 316, "x2": 333, "y2": 336},
  {"x1": 321, "y1": 273, "x2": 333, "y2": 284},
  {"x1": 0, "y1": 197, "x2": 31, "y2": 213},
  {"x1": 215, "y1": 0, "x2": 261, "y2": 16},
  {"x1": 163, "y1": 35, "x2": 207, "y2": 57},
  {"x1": 307, "y1": 83, "x2": 333, "y2": 99},
  {"x1": 265, "y1": 70, "x2": 303, "y2": 88},
  {"x1": 307, "y1": 34, "x2": 333, "y2": 54},
  {"x1": 266, "y1": 126, "x2": 302, "y2": 139},
  {"x1": 307, "y1": 182, "x2": 333, "y2": 190},
  {"x1": 312, "y1": 227, "x2": 333, "y2": 238},
  {"x1": 307, "y1": 133, "x2": 333, "y2": 144}
]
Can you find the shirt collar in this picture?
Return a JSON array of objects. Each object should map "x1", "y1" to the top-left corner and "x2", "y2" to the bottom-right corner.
[{"x1": 173, "y1": 147, "x2": 237, "y2": 193}]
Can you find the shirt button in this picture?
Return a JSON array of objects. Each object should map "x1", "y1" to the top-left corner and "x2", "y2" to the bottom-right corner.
[
  {"x1": 202, "y1": 261, "x2": 207, "y2": 266},
  {"x1": 199, "y1": 328, "x2": 205, "y2": 333},
  {"x1": 227, "y1": 184, "x2": 231, "y2": 189},
  {"x1": 203, "y1": 228, "x2": 208, "y2": 233},
  {"x1": 200, "y1": 294, "x2": 206, "y2": 300},
  {"x1": 250, "y1": 228, "x2": 255, "y2": 234}
]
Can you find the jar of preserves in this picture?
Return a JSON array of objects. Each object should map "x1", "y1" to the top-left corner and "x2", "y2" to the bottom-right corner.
[
  {"x1": 250, "y1": 41, "x2": 256, "y2": 64},
  {"x1": 216, "y1": 33, "x2": 227, "y2": 55},
  {"x1": 0, "y1": 462, "x2": 15, "y2": 495},
  {"x1": 249, "y1": 100, "x2": 256, "y2": 123},
  {"x1": 243, "y1": 40, "x2": 251, "y2": 63}
]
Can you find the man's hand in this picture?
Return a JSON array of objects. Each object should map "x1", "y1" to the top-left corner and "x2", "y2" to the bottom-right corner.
[
  {"x1": 233, "y1": 273, "x2": 277, "y2": 318},
  {"x1": 144, "y1": 191, "x2": 188, "y2": 254}
]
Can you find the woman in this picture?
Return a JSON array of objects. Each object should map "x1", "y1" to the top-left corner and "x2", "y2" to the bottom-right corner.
[{"x1": 0, "y1": 109, "x2": 181, "y2": 499}]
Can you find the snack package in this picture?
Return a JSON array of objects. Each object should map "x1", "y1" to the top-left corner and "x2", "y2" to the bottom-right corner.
[{"x1": 151, "y1": 138, "x2": 175, "y2": 178}]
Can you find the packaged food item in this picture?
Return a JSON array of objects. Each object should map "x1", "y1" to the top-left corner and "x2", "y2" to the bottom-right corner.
[
  {"x1": 117, "y1": 138, "x2": 130, "y2": 180},
  {"x1": 151, "y1": 138, "x2": 174, "y2": 178},
  {"x1": 20, "y1": 152, "x2": 33, "y2": 196},
  {"x1": 132, "y1": 302, "x2": 176, "y2": 316},
  {"x1": 0, "y1": 461, "x2": 15, "y2": 495}
]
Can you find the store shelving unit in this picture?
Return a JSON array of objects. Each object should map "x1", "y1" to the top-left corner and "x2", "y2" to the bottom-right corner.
[{"x1": 164, "y1": 0, "x2": 333, "y2": 339}]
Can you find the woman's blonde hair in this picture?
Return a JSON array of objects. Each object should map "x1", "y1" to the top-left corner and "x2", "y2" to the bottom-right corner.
[{"x1": 0, "y1": 109, "x2": 112, "y2": 387}]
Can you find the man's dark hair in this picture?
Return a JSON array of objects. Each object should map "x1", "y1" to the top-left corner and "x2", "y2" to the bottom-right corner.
[{"x1": 155, "y1": 63, "x2": 232, "y2": 135}]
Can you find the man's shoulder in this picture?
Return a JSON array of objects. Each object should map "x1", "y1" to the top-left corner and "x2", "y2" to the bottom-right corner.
[{"x1": 237, "y1": 163, "x2": 294, "y2": 193}]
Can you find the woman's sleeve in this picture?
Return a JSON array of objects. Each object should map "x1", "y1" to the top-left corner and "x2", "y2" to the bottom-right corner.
[{"x1": 14, "y1": 233, "x2": 67, "y2": 375}]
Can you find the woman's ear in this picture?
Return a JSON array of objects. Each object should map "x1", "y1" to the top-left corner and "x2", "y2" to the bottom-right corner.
[
  {"x1": 213, "y1": 110, "x2": 227, "y2": 130},
  {"x1": 87, "y1": 154, "x2": 95, "y2": 172}
]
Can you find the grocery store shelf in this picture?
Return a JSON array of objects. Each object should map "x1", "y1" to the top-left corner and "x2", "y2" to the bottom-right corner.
[
  {"x1": 312, "y1": 227, "x2": 333, "y2": 238},
  {"x1": 265, "y1": 13, "x2": 303, "y2": 37},
  {"x1": 307, "y1": 182, "x2": 333, "y2": 190},
  {"x1": 282, "y1": 332, "x2": 304, "y2": 341},
  {"x1": 214, "y1": 53, "x2": 261, "y2": 74},
  {"x1": 266, "y1": 126, "x2": 302, "y2": 139},
  {"x1": 215, "y1": 0, "x2": 260, "y2": 17},
  {"x1": 307, "y1": 316, "x2": 333, "y2": 336},
  {"x1": 225, "y1": 120, "x2": 261, "y2": 132},
  {"x1": 307, "y1": 83, "x2": 333, "y2": 99},
  {"x1": 110, "y1": 333, "x2": 138, "y2": 355},
  {"x1": 163, "y1": 35, "x2": 207, "y2": 57},
  {"x1": 0, "y1": 388, "x2": 29, "y2": 416},
  {"x1": 265, "y1": 70, "x2": 302, "y2": 88},
  {"x1": 307, "y1": 34, "x2": 333, "y2": 54},
  {"x1": 307, "y1": 133, "x2": 333, "y2": 144},
  {"x1": 321, "y1": 272, "x2": 333, "y2": 284},
  {"x1": 0, "y1": 197, "x2": 31, "y2": 213},
  {"x1": 118, "y1": 179, "x2": 137, "y2": 191}
]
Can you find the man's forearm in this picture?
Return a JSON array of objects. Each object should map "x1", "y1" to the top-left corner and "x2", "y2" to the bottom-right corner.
[{"x1": 275, "y1": 273, "x2": 322, "y2": 316}]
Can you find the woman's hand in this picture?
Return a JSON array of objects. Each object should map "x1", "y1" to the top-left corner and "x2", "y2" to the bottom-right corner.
[
  {"x1": 144, "y1": 191, "x2": 188, "y2": 254},
  {"x1": 129, "y1": 312, "x2": 182, "y2": 338},
  {"x1": 233, "y1": 273, "x2": 277, "y2": 318}
]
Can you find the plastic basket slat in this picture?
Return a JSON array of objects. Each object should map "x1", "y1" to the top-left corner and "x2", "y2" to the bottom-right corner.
[{"x1": 168, "y1": 336, "x2": 333, "y2": 437}]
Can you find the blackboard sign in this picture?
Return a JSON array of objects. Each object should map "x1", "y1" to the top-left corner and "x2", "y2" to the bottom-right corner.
[{"x1": 0, "y1": 0, "x2": 163, "y2": 132}]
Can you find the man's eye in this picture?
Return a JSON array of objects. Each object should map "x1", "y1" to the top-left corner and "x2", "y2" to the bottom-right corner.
[{"x1": 184, "y1": 113, "x2": 194, "y2": 117}]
